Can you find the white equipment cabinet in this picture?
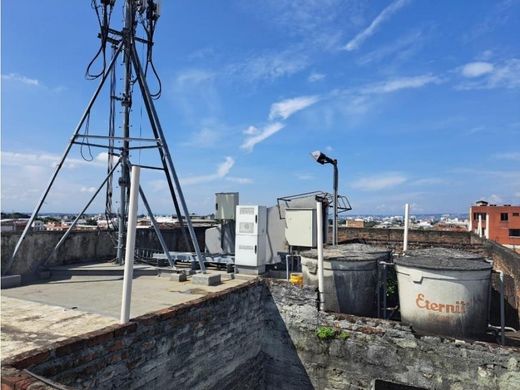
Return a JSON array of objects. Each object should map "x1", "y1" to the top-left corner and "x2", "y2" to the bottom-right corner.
[
  {"x1": 235, "y1": 205, "x2": 267, "y2": 274},
  {"x1": 215, "y1": 192, "x2": 239, "y2": 220},
  {"x1": 285, "y1": 208, "x2": 316, "y2": 247}
]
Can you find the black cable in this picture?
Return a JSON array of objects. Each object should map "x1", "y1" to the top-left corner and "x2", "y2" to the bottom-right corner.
[
  {"x1": 85, "y1": 0, "x2": 114, "y2": 80},
  {"x1": 80, "y1": 112, "x2": 94, "y2": 162}
]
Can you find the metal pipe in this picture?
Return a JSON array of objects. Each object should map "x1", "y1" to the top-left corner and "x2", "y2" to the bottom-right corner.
[
  {"x1": 73, "y1": 134, "x2": 160, "y2": 143},
  {"x1": 120, "y1": 166, "x2": 140, "y2": 324},
  {"x1": 499, "y1": 270, "x2": 505, "y2": 345},
  {"x1": 117, "y1": 1, "x2": 135, "y2": 265},
  {"x1": 4, "y1": 42, "x2": 123, "y2": 275},
  {"x1": 285, "y1": 254, "x2": 290, "y2": 280},
  {"x1": 130, "y1": 43, "x2": 206, "y2": 272},
  {"x1": 49, "y1": 159, "x2": 121, "y2": 258},
  {"x1": 316, "y1": 200, "x2": 325, "y2": 311},
  {"x1": 403, "y1": 203, "x2": 410, "y2": 253},
  {"x1": 138, "y1": 186, "x2": 175, "y2": 269},
  {"x1": 383, "y1": 264, "x2": 387, "y2": 320},
  {"x1": 333, "y1": 162, "x2": 338, "y2": 246}
]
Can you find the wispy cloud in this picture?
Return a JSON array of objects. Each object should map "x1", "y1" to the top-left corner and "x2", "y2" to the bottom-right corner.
[
  {"x1": 226, "y1": 49, "x2": 308, "y2": 83},
  {"x1": 181, "y1": 156, "x2": 238, "y2": 185},
  {"x1": 493, "y1": 152, "x2": 520, "y2": 161},
  {"x1": 241, "y1": 122, "x2": 285, "y2": 152},
  {"x1": 1, "y1": 150, "x2": 107, "y2": 169},
  {"x1": 352, "y1": 173, "x2": 407, "y2": 191},
  {"x1": 361, "y1": 74, "x2": 440, "y2": 94},
  {"x1": 357, "y1": 29, "x2": 423, "y2": 65},
  {"x1": 344, "y1": 0, "x2": 410, "y2": 51},
  {"x1": 308, "y1": 72, "x2": 326, "y2": 82},
  {"x1": 1, "y1": 73, "x2": 40, "y2": 86},
  {"x1": 269, "y1": 95, "x2": 320, "y2": 120},
  {"x1": 461, "y1": 62, "x2": 494, "y2": 78},
  {"x1": 225, "y1": 176, "x2": 253, "y2": 184}
]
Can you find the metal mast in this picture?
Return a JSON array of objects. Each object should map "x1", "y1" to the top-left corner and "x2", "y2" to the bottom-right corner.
[
  {"x1": 5, "y1": 0, "x2": 207, "y2": 275},
  {"x1": 116, "y1": 0, "x2": 135, "y2": 263}
]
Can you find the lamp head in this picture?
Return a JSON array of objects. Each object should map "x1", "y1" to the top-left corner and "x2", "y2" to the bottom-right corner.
[{"x1": 311, "y1": 150, "x2": 336, "y2": 165}]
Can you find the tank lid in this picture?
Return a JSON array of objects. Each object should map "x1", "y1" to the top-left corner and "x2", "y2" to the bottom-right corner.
[
  {"x1": 395, "y1": 256, "x2": 492, "y2": 271},
  {"x1": 405, "y1": 247, "x2": 483, "y2": 259},
  {"x1": 301, "y1": 244, "x2": 388, "y2": 261}
]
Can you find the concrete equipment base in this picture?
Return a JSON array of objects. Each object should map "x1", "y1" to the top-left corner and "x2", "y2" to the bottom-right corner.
[
  {"x1": 169, "y1": 273, "x2": 187, "y2": 282},
  {"x1": 1, "y1": 275, "x2": 21, "y2": 289},
  {"x1": 192, "y1": 273, "x2": 221, "y2": 286},
  {"x1": 236, "y1": 265, "x2": 266, "y2": 275}
]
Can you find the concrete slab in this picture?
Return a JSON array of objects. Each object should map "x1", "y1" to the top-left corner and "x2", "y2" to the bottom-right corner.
[
  {"x1": 192, "y1": 273, "x2": 221, "y2": 286},
  {"x1": 1, "y1": 296, "x2": 116, "y2": 359},
  {"x1": 1, "y1": 275, "x2": 21, "y2": 289}
]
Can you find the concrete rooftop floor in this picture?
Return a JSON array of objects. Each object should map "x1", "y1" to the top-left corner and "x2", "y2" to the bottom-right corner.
[{"x1": 1, "y1": 264, "x2": 255, "y2": 360}]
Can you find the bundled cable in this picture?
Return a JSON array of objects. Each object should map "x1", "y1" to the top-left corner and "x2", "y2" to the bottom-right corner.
[{"x1": 85, "y1": 0, "x2": 114, "y2": 80}]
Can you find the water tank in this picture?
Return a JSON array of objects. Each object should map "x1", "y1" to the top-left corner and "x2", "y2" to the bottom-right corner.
[
  {"x1": 395, "y1": 255, "x2": 492, "y2": 338},
  {"x1": 301, "y1": 244, "x2": 390, "y2": 316}
]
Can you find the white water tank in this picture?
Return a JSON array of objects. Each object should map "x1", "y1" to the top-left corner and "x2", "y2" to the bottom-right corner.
[{"x1": 395, "y1": 255, "x2": 492, "y2": 338}]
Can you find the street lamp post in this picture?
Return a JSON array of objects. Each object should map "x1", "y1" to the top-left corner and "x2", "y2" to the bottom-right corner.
[{"x1": 312, "y1": 151, "x2": 339, "y2": 246}]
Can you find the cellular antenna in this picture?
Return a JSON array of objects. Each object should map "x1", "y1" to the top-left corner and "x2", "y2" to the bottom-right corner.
[{"x1": 5, "y1": 0, "x2": 207, "y2": 274}]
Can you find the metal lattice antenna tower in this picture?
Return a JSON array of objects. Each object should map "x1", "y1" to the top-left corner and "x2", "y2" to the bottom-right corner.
[{"x1": 4, "y1": 0, "x2": 207, "y2": 274}]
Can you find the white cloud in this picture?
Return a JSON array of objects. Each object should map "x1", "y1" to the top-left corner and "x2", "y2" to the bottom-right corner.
[
  {"x1": 225, "y1": 176, "x2": 253, "y2": 184},
  {"x1": 308, "y1": 72, "x2": 326, "y2": 82},
  {"x1": 493, "y1": 152, "x2": 520, "y2": 161},
  {"x1": 226, "y1": 50, "x2": 308, "y2": 83},
  {"x1": 183, "y1": 128, "x2": 220, "y2": 148},
  {"x1": 269, "y1": 95, "x2": 320, "y2": 121},
  {"x1": 352, "y1": 173, "x2": 407, "y2": 191},
  {"x1": 241, "y1": 122, "x2": 285, "y2": 152},
  {"x1": 176, "y1": 69, "x2": 214, "y2": 85},
  {"x1": 456, "y1": 59, "x2": 520, "y2": 90},
  {"x1": 243, "y1": 126, "x2": 259, "y2": 135},
  {"x1": 181, "y1": 156, "x2": 236, "y2": 186},
  {"x1": 461, "y1": 62, "x2": 494, "y2": 78},
  {"x1": 2, "y1": 73, "x2": 40, "y2": 86},
  {"x1": 481, "y1": 194, "x2": 503, "y2": 204},
  {"x1": 296, "y1": 173, "x2": 315, "y2": 181},
  {"x1": 80, "y1": 186, "x2": 97, "y2": 193},
  {"x1": 361, "y1": 74, "x2": 440, "y2": 94},
  {"x1": 344, "y1": 0, "x2": 410, "y2": 51}
]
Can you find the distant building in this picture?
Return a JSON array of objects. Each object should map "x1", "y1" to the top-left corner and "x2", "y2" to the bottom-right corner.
[
  {"x1": 346, "y1": 219, "x2": 365, "y2": 228},
  {"x1": 1, "y1": 219, "x2": 45, "y2": 232},
  {"x1": 469, "y1": 201, "x2": 520, "y2": 250}
]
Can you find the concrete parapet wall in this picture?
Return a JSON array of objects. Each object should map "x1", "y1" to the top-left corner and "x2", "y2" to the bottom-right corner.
[
  {"x1": 265, "y1": 281, "x2": 520, "y2": 390},
  {"x1": 1, "y1": 226, "x2": 208, "y2": 279},
  {"x1": 1, "y1": 230, "x2": 116, "y2": 278},
  {"x1": 338, "y1": 227, "x2": 476, "y2": 251},
  {"x1": 3, "y1": 280, "x2": 520, "y2": 389}
]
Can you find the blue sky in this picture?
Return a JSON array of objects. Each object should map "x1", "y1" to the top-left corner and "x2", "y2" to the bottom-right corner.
[{"x1": 2, "y1": 0, "x2": 520, "y2": 215}]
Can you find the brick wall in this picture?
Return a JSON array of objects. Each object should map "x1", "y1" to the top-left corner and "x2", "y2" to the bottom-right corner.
[
  {"x1": 2, "y1": 280, "x2": 264, "y2": 390},
  {"x1": 3, "y1": 280, "x2": 520, "y2": 390}
]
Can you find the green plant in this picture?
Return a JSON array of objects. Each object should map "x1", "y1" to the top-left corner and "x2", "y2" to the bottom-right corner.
[
  {"x1": 316, "y1": 326, "x2": 336, "y2": 340},
  {"x1": 338, "y1": 331, "x2": 350, "y2": 340}
]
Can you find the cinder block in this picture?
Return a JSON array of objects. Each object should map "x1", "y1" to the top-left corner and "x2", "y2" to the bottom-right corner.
[
  {"x1": 169, "y1": 273, "x2": 187, "y2": 282},
  {"x1": 191, "y1": 273, "x2": 221, "y2": 286},
  {"x1": 1, "y1": 275, "x2": 21, "y2": 289}
]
